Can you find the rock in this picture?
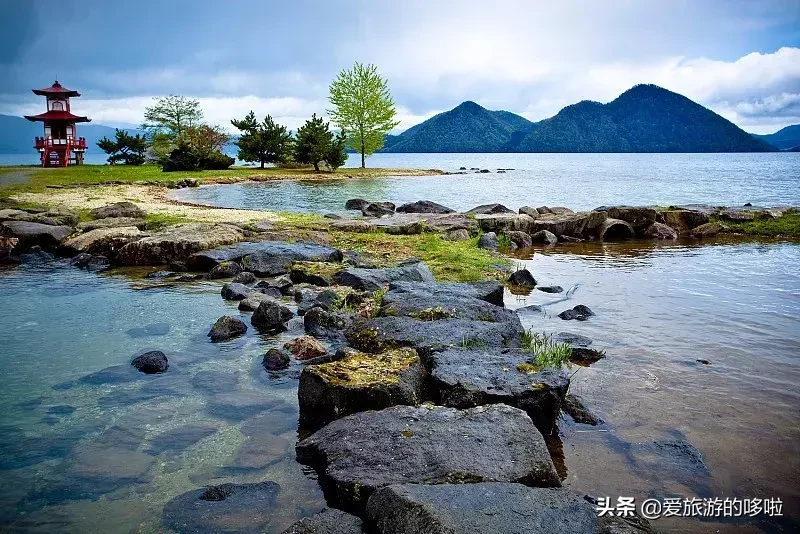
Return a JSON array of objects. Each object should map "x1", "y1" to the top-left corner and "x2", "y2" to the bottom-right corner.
[
  {"x1": 148, "y1": 424, "x2": 219, "y2": 455},
  {"x1": 251, "y1": 299, "x2": 294, "y2": 331},
  {"x1": 258, "y1": 274, "x2": 294, "y2": 294},
  {"x1": 503, "y1": 230, "x2": 532, "y2": 248},
  {"x1": 537, "y1": 206, "x2": 553, "y2": 214},
  {"x1": 295, "y1": 288, "x2": 339, "y2": 315},
  {"x1": 333, "y1": 263, "x2": 434, "y2": 293},
  {"x1": 0, "y1": 236, "x2": 18, "y2": 261},
  {"x1": 187, "y1": 241, "x2": 342, "y2": 275},
  {"x1": 477, "y1": 168, "x2": 491, "y2": 173},
  {"x1": 508, "y1": 268, "x2": 536, "y2": 288},
  {"x1": 475, "y1": 213, "x2": 535, "y2": 235},
  {"x1": 296, "y1": 404, "x2": 560, "y2": 513},
  {"x1": 70, "y1": 253, "x2": 109, "y2": 271},
  {"x1": 388, "y1": 280, "x2": 505, "y2": 307},
  {"x1": 284, "y1": 335, "x2": 327, "y2": 360},
  {"x1": 656, "y1": 209, "x2": 709, "y2": 234},
  {"x1": 19, "y1": 246, "x2": 55, "y2": 264},
  {"x1": 558, "y1": 305, "x2": 595, "y2": 321},
  {"x1": 563, "y1": 394, "x2": 602, "y2": 425},
  {"x1": 396, "y1": 200, "x2": 455, "y2": 214},
  {"x1": 519, "y1": 206, "x2": 540, "y2": 219},
  {"x1": 531, "y1": 230, "x2": 557, "y2": 244},
  {"x1": 77, "y1": 217, "x2": 147, "y2": 231},
  {"x1": 532, "y1": 213, "x2": 591, "y2": 238},
  {"x1": 131, "y1": 351, "x2": 168, "y2": 374},
  {"x1": 304, "y1": 307, "x2": 356, "y2": 341},
  {"x1": 1, "y1": 221, "x2": 73, "y2": 250},
  {"x1": 443, "y1": 228, "x2": 470, "y2": 241},
  {"x1": 208, "y1": 316, "x2": 248, "y2": 341},
  {"x1": 594, "y1": 218, "x2": 635, "y2": 241},
  {"x1": 380, "y1": 282, "x2": 513, "y2": 322},
  {"x1": 691, "y1": 222, "x2": 722, "y2": 238},
  {"x1": 477, "y1": 232, "x2": 499, "y2": 250},
  {"x1": 290, "y1": 268, "x2": 331, "y2": 287},
  {"x1": 644, "y1": 222, "x2": 677, "y2": 240},
  {"x1": 560, "y1": 235, "x2": 583, "y2": 242},
  {"x1": 330, "y1": 219, "x2": 377, "y2": 233},
  {"x1": 384, "y1": 219, "x2": 425, "y2": 235},
  {"x1": 221, "y1": 282, "x2": 251, "y2": 300},
  {"x1": 604, "y1": 206, "x2": 656, "y2": 231},
  {"x1": 232, "y1": 271, "x2": 257, "y2": 285},
  {"x1": 281, "y1": 508, "x2": 364, "y2": 534},
  {"x1": 238, "y1": 291, "x2": 275, "y2": 312},
  {"x1": 90, "y1": 201, "x2": 145, "y2": 219},
  {"x1": 324, "y1": 213, "x2": 343, "y2": 219},
  {"x1": 366, "y1": 483, "x2": 648, "y2": 534},
  {"x1": 117, "y1": 223, "x2": 245, "y2": 265},
  {"x1": 62, "y1": 226, "x2": 146, "y2": 257},
  {"x1": 299, "y1": 347, "x2": 423, "y2": 425},
  {"x1": 537, "y1": 285, "x2": 563, "y2": 293},
  {"x1": 208, "y1": 261, "x2": 242, "y2": 279},
  {"x1": 429, "y1": 348, "x2": 570, "y2": 434},
  {"x1": 549, "y1": 207, "x2": 574, "y2": 215},
  {"x1": 466, "y1": 203, "x2": 515, "y2": 215},
  {"x1": 162, "y1": 482, "x2": 280, "y2": 533},
  {"x1": 345, "y1": 198, "x2": 370, "y2": 211},
  {"x1": 719, "y1": 208, "x2": 755, "y2": 222},
  {"x1": 361, "y1": 202, "x2": 396, "y2": 217},
  {"x1": 263, "y1": 348, "x2": 291, "y2": 371}
]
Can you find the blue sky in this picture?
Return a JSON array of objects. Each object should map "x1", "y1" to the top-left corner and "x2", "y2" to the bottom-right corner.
[{"x1": 1, "y1": 0, "x2": 798, "y2": 133}]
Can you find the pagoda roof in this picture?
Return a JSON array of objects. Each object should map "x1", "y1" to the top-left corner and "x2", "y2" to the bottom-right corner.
[
  {"x1": 32, "y1": 81, "x2": 81, "y2": 97},
  {"x1": 24, "y1": 110, "x2": 91, "y2": 122}
]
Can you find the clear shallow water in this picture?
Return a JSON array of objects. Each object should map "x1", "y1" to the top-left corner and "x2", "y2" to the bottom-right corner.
[
  {"x1": 0, "y1": 239, "x2": 798, "y2": 532},
  {"x1": 171, "y1": 152, "x2": 800, "y2": 212}
]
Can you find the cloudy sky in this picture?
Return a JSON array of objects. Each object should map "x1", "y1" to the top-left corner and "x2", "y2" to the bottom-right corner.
[{"x1": 1, "y1": 0, "x2": 798, "y2": 134}]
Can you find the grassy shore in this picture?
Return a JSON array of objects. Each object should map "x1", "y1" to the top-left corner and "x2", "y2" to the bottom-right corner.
[{"x1": 709, "y1": 212, "x2": 800, "y2": 238}]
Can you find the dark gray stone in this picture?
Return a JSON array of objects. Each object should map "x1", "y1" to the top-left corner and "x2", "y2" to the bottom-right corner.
[
  {"x1": 296, "y1": 404, "x2": 560, "y2": 513},
  {"x1": 504, "y1": 230, "x2": 533, "y2": 248},
  {"x1": 564, "y1": 394, "x2": 603, "y2": 425},
  {"x1": 537, "y1": 285, "x2": 563, "y2": 293},
  {"x1": 208, "y1": 315, "x2": 248, "y2": 341},
  {"x1": 388, "y1": 280, "x2": 505, "y2": 306},
  {"x1": 303, "y1": 307, "x2": 356, "y2": 342},
  {"x1": 263, "y1": 348, "x2": 291, "y2": 371},
  {"x1": 466, "y1": 203, "x2": 514, "y2": 215},
  {"x1": 333, "y1": 263, "x2": 434, "y2": 292},
  {"x1": 531, "y1": 230, "x2": 557, "y2": 244},
  {"x1": 558, "y1": 305, "x2": 595, "y2": 321},
  {"x1": 232, "y1": 271, "x2": 257, "y2": 285},
  {"x1": 345, "y1": 198, "x2": 370, "y2": 211},
  {"x1": 396, "y1": 200, "x2": 455, "y2": 214},
  {"x1": 508, "y1": 268, "x2": 536, "y2": 287},
  {"x1": 477, "y1": 232, "x2": 499, "y2": 250},
  {"x1": 380, "y1": 282, "x2": 515, "y2": 323},
  {"x1": 208, "y1": 260, "x2": 242, "y2": 279},
  {"x1": 281, "y1": 508, "x2": 364, "y2": 534},
  {"x1": 1, "y1": 221, "x2": 73, "y2": 250},
  {"x1": 90, "y1": 202, "x2": 146, "y2": 219},
  {"x1": 188, "y1": 241, "x2": 342, "y2": 273},
  {"x1": 131, "y1": 351, "x2": 168, "y2": 374},
  {"x1": 221, "y1": 282, "x2": 251, "y2": 300},
  {"x1": 251, "y1": 300, "x2": 294, "y2": 331},
  {"x1": 361, "y1": 202, "x2": 396, "y2": 217}
]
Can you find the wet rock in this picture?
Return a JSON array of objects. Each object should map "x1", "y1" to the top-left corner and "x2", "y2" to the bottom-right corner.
[
  {"x1": 298, "y1": 348, "x2": 423, "y2": 425},
  {"x1": 691, "y1": 222, "x2": 722, "y2": 238},
  {"x1": 394, "y1": 280, "x2": 505, "y2": 306},
  {"x1": 147, "y1": 423, "x2": 219, "y2": 454},
  {"x1": 611, "y1": 436, "x2": 710, "y2": 493},
  {"x1": 70, "y1": 252, "x2": 110, "y2": 271},
  {"x1": 77, "y1": 363, "x2": 141, "y2": 386},
  {"x1": 563, "y1": 394, "x2": 603, "y2": 425},
  {"x1": 466, "y1": 203, "x2": 514, "y2": 215},
  {"x1": 504, "y1": 230, "x2": 533, "y2": 248},
  {"x1": 594, "y1": 218, "x2": 635, "y2": 241},
  {"x1": 560, "y1": 235, "x2": 583, "y2": 242},
  {"x1": 553, "y1": 332, "x2": 606, "y2": 366},
  {"x1": 366, "y1": 483, "x2": 641, "y2": 534},
  {"x1": 429, "y1": 347, "x2": 569, "y2": 434},
  {"x1": 284, "y1": 335, "x2": 327, "y2": 360},
  {"x1": 381, "y1": 281, "x2": 511, "y2": 322},
  {"x1": 508, "y1": 268, "x2": 536, "y2": 288},
  {"x1": 345, "y1": 198, "x2": 370, "y2": 211},
  {"x1": 330, "y1": 219, "x2": 377, "y2": 233},
  {"x1": 221, "y1": 282, "x2": 251, "y2": 300},
  {"x1": 282, "y1": 508, "x2": 364, "y2": 534},
  {"x1": 77, "y1": 216, "x2": 147, "y2": 231},
  {"x1": 257, "y1": 274, "x2": 294, "y2": 294},
  {"x1": 0, "y1": 221, "x2": 73, "y2": 250},
  {"x1": 263, "y1": 348, "x2": 291, "y2": 371},
  {"x1": 64, "y1": 441, "x2": 156, "y2": 497},
  {"x1": 251, "y1": 299, "x2": 294, "y2": 331},
  {"x1": 90, "y1": 201, "x2": 146, "y2": 219},
  {"x1": 296, "y1": 288, "x2": 339, "y2": 315},
  {"x1": 333, "y1": 263, "x2": 434, "y2": 292},
  {"x1": 117, "y1": 223, "x2": 245, "y2": 265},
  {"x1": 656, "y1": 209, "x2": 709, "y2": 234},
  {"x1": 517, "y1": 304, "x2": 543, "y2": 314},
  {"x1": 361, "y1": 202, "x2": 396, "y2": 217},
  {"x1": 232, "y1": 271, "x2": 257, "y2": 285},
  {"x1": 208, "y1": 260, "x2": 242, "y2": 279},
  {"x1": 304, "y1": 306, "x2": 356, "y2": 342},
  {"x1": 0, "y1": 236, "x2": 18, "y2": 261},
  {"x1": 238, "y1": 292, "x2": 275, "y2": 312},
  {"x1": 207, "y1": 392, "x2": 275, "y2": 421},
  {"x1": 296, "y1": 404, "x2": 560, "y2": 513},
  {"x1": 477, "y1": 232, "x2": 499, "y2": 250},
  {"x1": 558, "y1": 305, "x2": 595, "y2": 321},
  {"x1": 162, "y1": 481, "x2": 280, "y2": 533},
  {"x1": 604, "y1": 206, "x2": 657, "y2": 232},
  {"x1": 131, "y1": 350, "x2": 169, "y2": 374},
  {"x1": 531, "y1": 229, "x2": 557, "y2": 244},
  {"x1": 644, "y1": 222, "x2": 678, "y2": 240},
  {"x1": 396, "y1": 200, "x2": 455, "y2": 214},
  {"x1": 443, "y1": 228, "x2": 470, "y2": 241},
  {"x1": 19, "y1": 247, "x2": 55, "y2": 264},
  {"x1": 208, "y1": 315, "x2": 248, "y2": 341},
  {"x1": 532, "y1": 213, "x2": 591, "y2": 238},
  {"x1": 519, "y1": 206, "x2": 540, "y2": 219},
  {"x1": 537, "y1": 285, "x2": 563, "y2": 293},
  {"x1": 62, "y1": 226, "x2": 146, "y2": 257}
]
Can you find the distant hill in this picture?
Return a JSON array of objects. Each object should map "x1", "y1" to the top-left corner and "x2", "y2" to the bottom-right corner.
[
  {"x1": 0, "y1": 114, "x2": 141, "y2": 155},
  {"x1": 752, "y1": 124, "x2": 800, "y2": 150},
  {"x1": 380, "y1": 101, "x2": 534, "y2": 153},
  {"x1": 381, "y1": 85, "x2": 775, "y2": 153}
]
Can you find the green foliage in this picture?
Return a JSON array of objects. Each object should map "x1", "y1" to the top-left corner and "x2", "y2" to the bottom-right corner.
[
  {"x1": 294, "y1": 114, "x2": 337, "y2": 172},
  {"x1": 142, "y1": 95, "x2": 203, "y2": 139},
  {"x1": 712, "y1": 211, "x2": 800, "y2": 237},
  {"x1": 231, "y1": 111, "x2": 293, "y2": 168},
  {"x1": 520, "y1": 330, "x2": 573, "y2": 369},
  {"x1": 326, "y1": 131, "x2": 349, "y2": 170},
  {"x1": 96, "y1": 129, "x2": 147, "y2": 165},
  {"x1": 328, "y1": 62, "x2": 400, "y2": 167},
  {"x1": 161, "y1": 125, "x2": 232, "y2": 172},
  {"x1": 458, "y1": 337, "x2": 488, "y2": 350}
]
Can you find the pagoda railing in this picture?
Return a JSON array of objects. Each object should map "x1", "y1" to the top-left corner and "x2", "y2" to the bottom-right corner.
[{"x1": 34, "y1": 136, "x2": 87, "y2": 150}]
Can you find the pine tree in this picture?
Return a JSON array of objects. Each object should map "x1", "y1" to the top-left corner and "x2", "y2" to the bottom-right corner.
[
  {"x1": 96, "y1": 129, "x2": 148, "y2": 165},
  {"x1": 294, "y1": 114, "x2": 334, "y2": 172},
  {"x1": 325, "y1": 131, "x2": 348, "y2": 170},
  {"x1": 231, "y1": 111, "x2": 293, "y2": 168}
]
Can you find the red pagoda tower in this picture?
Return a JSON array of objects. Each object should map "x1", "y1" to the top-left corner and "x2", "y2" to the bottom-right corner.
[{"x1": 24, "y1": 81, "x2": 91, "y2": 167}]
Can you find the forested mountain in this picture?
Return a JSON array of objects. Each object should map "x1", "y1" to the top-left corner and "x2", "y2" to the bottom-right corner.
[{"x1": 752, "y1": 124, "x2": 800, "y2": 150}]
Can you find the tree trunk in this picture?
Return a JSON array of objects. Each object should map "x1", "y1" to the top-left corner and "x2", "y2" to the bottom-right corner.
[
  {"x1": 361, "y1": 143, "x2": 365, "y2": 168},
  {"x1": 314, "y1": 162, "x2": 320, "y2": 172},
  {"x1": 260, "y1": 160, "x2": 265, "y2": 169}
]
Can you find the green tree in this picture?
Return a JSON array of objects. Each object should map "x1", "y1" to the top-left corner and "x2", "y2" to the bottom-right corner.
[
  {"x1": 294, "y1": 114, "x2": 335, "y2": 172},
  {"x1": 231, "y1": 111, "x2": 293, "y2": 168},
  {"x1": 142, "y1": 95, "x2": 203, "y2": 139},
  {"x1": 96, "y1": 129, "x2": 148, "y2": 165},
  {"x1": 326, "y1": 131, "x2": 348, "y2": 170},
  {"x1": 328, "y1": 62, "x2": 400, "y2": 168}
]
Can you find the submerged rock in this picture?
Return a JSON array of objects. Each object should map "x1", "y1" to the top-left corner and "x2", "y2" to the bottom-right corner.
[
  {"x1": 281, "y1": 508, "x2": 364, "y2": 534},
  {"x1": 208, "y1": 315, "x2": 248, "y2": 341},
  {"x1": 263, "y1": 348, "x2": 291, "y2": 371},
  {"x1": 563, "y1": 394, "x2": 603, "y2": 425},
  {"x1": 558, "y1": 305, "x2": 595, "y2": 321},
  {"x1": 131, "y1": 350, "x2": 169, "y2": 374},
  {"x1": 396, "y1": 200, "x2": 455, "y2": 214},
  {"x1": 296, "y1": 404, "x2": 560, "y2": 513},
  {"x1": 554, "y1": 332, "x2": 606, "y2": 366},
  {"x1": 298, "y1": 347, "x2": 423, "y2": 425},
  {"x1": 333, "y1": 263, "x2": 434, "y2": 292},
  {"x1": 284, "y1": 335, "x2": 327, "y2": 360}
]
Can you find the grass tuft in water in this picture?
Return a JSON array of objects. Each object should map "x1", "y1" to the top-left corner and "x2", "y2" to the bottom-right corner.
[{"x1": 520, "y1": 330, "x2": 573, "y2": 370}]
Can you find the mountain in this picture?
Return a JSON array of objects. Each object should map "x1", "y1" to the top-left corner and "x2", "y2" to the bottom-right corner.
[
  {"x1": 0, "y1": 114, "x2": 139, "y2": 154},
  {"x1": 380, "y1": 101, "x2": 534, "y2": 153},
  {"x1": 381, "y1": 85, "x2": 775, "y2": 153},
  {"x1": 752, "y1": 125, "x2": 800, "y2": 150}
]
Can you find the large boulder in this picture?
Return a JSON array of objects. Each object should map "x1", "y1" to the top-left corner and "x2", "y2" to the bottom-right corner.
[
  {"x1": 466, "y1": 203, "x2": 515, "y2": 215},
  {"x1": 333, "y1": 263, "x2": 434, "y2": 292},
  {"x1": 558, "y1": 305, "x2": 595, "y2": 321},
  {"x1": 1, "y1": 221, "x2": 73, "y2": 250},
  {"x1": 644, "y1": 222, "x2": 677, "y2": 240},
  {"x1": 90, "y1": 201, "x2": 146, "y2": 219},
  {"x1": 388, "y1": 280, "x2": 505, "y2": 306},
  {"x1": 475, "y1": 213, "x2": 535, "y2": 234},
  {"x1": 396, "y1": 200, "x2": 455, "y2": 214},
  {"x1": 366, "y1": 483, "x2": 651, "y2": 534},
  {"x1": 531, "y1": 230, "x2": 557, "y2": 244},
  {"x1": 208, "y1": 260, "x2": 242, "y2": 279},
  {"x1": 296, "y1": 404, "x2": 560, "y2": 513},
  {"x1": 251, "y1": 299, "x2": 294, "y2": 331},
  {"x1": 656, "y1": 209, "x2": 709, "y2": 234},
  {"x1": 344, "y1": 198, "x2": 370, "y2": 211},
  {"x1": 443, "y1": 228, "x2": 470, "y2": 241},
  {"x1": 508, "y1": 268, "x2": 536, "y2": 288},
  {"x1": 298, "y1": 347, "x2": 423, "y2": 425},
  {"x1": 477, "y1": 232, "x2": 499, "y2": 250},
  {"x1": 519, "y1": 206, "x2": 540, "y2": 219},
  {"x1": 602, "y1": 206, "x2": 656, "y2": 232},
  {"x1": 208, "y1": 316, "x2": 247, "y2": 341},
  {"x1": 362, "y1": 202, "x2": 396, "y2": 217},
  {"x1": 691, "y1": 222, "x2": 722, "y2": 238},
  {"x1": 77, "y1": 217, "x2": 147, "y2": 231},
  {"x1": 281, "y1": 508, "x2": 364, "y2": 534},
  {"x1": 188, "y1": 241, "x2": 342, "y2": 274},
  {"x1": 62, "y1": 227, "x2": 146, "y2": 257},
  {"x1": 503, "y1": 230, "x2": 532, "y2": 248},
  {"x1": 116, "y1": 223, "x2": 245, "y2": 265},
  {"x1": 380, "y1": 281, "x2": 511, "y2": 321},
  {"x1": 428, "y1": 348, "x2": 569, "y2": 435},
  {"x1": 532, "y1": 213, "x2": 591, "y2": 238}
]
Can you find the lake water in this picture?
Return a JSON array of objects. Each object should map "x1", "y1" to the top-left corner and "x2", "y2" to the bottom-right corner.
[{"x1": 170, "y1": 152, "x2": 800, "y2": 212}]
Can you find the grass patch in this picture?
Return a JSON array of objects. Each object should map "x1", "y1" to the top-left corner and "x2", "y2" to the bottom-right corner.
[
  {"x1": 408, "y1": 306, "x2": 455, "y2": 321},
  {"x1": 713, "y1": 211, "x2": 800, "y2": 238},
  {"x1": 520, "y1": 330, "x2": 573, "y2": 370},
  {"x1": 458, "y1": 337, "x2": 489, "y2": 350},
  {"x1": 143, "y1": 212, "x2": 192, "y2": 230}
]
